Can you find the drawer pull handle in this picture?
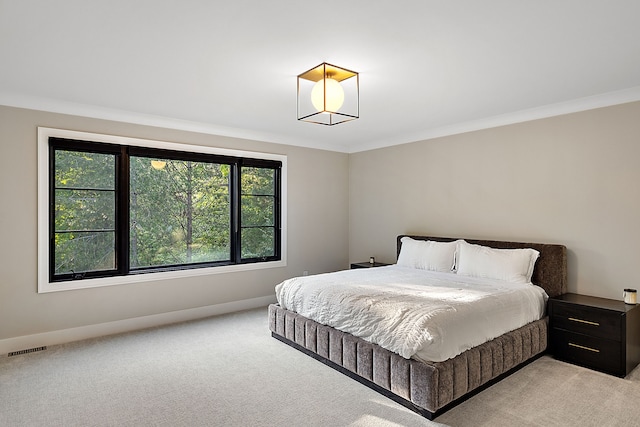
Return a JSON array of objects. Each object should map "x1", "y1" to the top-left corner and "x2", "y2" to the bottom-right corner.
[
  {"x1": 568, "y1": 317, "x2": 599, "y2": 326},
  {"x1": 568, "y1": 342, "x2": 600, "y2": 353}
]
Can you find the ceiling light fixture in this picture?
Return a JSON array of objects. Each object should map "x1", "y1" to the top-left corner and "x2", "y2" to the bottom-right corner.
[{"x1": 297, "y1": 62, "x2": 359, "y2": 126}]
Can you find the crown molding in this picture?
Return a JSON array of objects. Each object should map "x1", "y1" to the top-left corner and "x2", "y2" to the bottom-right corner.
[
  {"x1": 2, "y1": 86, "x2": 640, "y2": 155},
  {"x1": 0, "y1": 92, "x2": 348, "y2": 153},
  {"x1": 349, "y1": 86, "x2": 640, "y2": 153}
]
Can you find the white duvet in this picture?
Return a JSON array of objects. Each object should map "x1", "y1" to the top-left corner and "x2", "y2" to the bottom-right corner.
[{"x1": 275, "y1": 265, "x2": 548, "y2": 362}]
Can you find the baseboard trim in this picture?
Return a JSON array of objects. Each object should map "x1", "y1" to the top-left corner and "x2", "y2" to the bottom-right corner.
[{"x1": 0, "y1": 295, "x2": 276, "y2": 356}]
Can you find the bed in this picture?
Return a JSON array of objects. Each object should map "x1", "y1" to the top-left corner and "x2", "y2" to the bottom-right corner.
[{"x1": 268, "y1": 235, "x2": 567, "y2": 419}]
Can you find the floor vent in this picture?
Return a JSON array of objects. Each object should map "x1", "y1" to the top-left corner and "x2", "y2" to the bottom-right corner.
[{"x1": 8, "y1": 346, "x2": 47, "y2": 357}]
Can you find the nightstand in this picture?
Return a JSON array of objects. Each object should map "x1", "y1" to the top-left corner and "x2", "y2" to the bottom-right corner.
[
  {"x1": 350, "y1": 262, "x2": 391, "y2": 269},
  {"x1": 549, "y1": 293, "x2": 640, "y2": 377}
]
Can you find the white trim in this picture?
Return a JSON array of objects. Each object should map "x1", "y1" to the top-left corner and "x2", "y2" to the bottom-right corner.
[
  {"x1": 4, "y1": 87, "x2": 640, "y2": 154},
  {"x1": 349, "y1": 85, "x2": 640, "y2": 153},
  {"x1": 37, "y1": 127, "x2": 288, "y2": 293},
  {"x1": 38, "y1": 126, "x2": 288, "y2": 162},
  {"x1": 0, "y1": 91, "x2": 347, "y2": 152},
  {"x1": 0, "y1": 295, "x2": 276, "y2": 356}
]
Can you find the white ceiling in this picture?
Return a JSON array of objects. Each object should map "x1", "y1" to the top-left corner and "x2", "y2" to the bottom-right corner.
[{"x1": 2, "y1": 1, "x2": 640, "y2": 153}]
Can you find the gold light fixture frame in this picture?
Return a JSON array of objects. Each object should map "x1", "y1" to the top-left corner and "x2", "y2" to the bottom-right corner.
[{"x1": 297, "y1": 62, "x2": 359, "y2": 126}]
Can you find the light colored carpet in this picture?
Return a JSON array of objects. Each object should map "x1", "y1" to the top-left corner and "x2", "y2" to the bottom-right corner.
[
  {"x1": 436, "y1": 352, "x2": 640, "y2": 427},
  {"x1": 1, "y1": 307, "x2": 639, "y2": 426}
]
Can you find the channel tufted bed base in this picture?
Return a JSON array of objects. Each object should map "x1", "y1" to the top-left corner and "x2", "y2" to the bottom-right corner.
[
  {"x1": 269, "y1": 304, "x2": 548, "y2": 419},
  {"x1": 269, "y1": 236, "x2": 567, "y2": 419}
]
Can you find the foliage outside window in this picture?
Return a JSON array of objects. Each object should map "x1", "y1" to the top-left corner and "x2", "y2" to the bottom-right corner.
[
  {"x1": 241, "y1": 166, "x2": 278, "y2": 259},
  {"x1": 54, "y1": 149, "x2": 117, "y2": 275},
  {"x1": 129, "y1": 157, "x2": 232, "y2": 269},
  {"x1": 48, "y1": 136, "x2": 282, "y2": 284}
]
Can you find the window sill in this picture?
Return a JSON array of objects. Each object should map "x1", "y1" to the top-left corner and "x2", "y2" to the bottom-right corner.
[{"x1": 38, "y1": 259, "x2": 286, "y2": 293}]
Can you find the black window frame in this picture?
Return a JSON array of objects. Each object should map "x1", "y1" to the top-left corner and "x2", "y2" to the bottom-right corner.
[{"x1": 49, "y1": 136, "x2": 282, "y2": 283}]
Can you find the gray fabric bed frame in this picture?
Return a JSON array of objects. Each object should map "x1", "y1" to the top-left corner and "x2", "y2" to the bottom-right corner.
[{"x1": 269, "y1": 236, "x2": 567, "y2": 419}]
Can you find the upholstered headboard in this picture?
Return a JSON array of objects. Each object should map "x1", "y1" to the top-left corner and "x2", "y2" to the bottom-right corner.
[{"x1": 397, "y1": 235, "x2": 568, "y2": 298}]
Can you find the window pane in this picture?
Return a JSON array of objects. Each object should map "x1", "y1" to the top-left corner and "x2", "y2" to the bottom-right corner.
[
  {"x1": 55, "y1": 150, "x2": 115, "y2": 190},
  {"x1": 55, "y1": 189, "x2": 115, "y2": 231},
  {"x1": 241, "y1": 227, "x2": 275, "y2": 258},
  {"x1": 241, "y1": 166, "x2": 277, "y2": 260},
  {"x1": 53, "y1": 150, "x2": 116, "y2": 277},
  {"x1": 130, "y1": 157, "x2": 231, "y2": 268},
  {"x1": 241, "y1": 195, "x2": 274, "y2": 226},
  {"x1": 241, "y1": 167, "x2": 275, "y2": 195},
  {"x1": 54, "y1": 232, "x2": 116, "y2": 275}
]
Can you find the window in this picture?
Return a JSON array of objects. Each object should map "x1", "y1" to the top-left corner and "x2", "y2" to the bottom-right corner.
[
  {"x1": 128, "y1": 154, "x2": 233, "y2": 269},
  {"x1": 240, "y1": 165, "x2": 279, "y2": 259},
  {"x1": 53, "y1": 145, "x2": 119, "y2": 278},
  {"x1": 38, "y1": 128, "x2": 286, "y2": 292}
]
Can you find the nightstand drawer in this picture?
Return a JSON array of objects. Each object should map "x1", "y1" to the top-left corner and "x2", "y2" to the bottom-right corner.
[
  {"x1": 552, "y1": 303, "x2": 622, "y2": 340},
  {"x1": 551, "y1": 329, "x2": 622, "y2": 375}
]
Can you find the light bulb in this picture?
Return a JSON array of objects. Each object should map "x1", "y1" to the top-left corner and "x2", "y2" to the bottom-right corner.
[
  {"x1": 311, "y1": 78, "x2": 344, "y2": 112},
  {"x1": 151, "y1": 160, "x2": 166, "y2": 170}
]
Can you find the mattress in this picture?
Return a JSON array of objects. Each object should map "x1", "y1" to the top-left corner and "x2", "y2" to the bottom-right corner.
[{"x1": 275, "y1": 265, "x2": 548, "y2": 362}]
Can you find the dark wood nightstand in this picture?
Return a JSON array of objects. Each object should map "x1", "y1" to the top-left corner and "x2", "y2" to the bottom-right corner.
[
  {"x1": 350, "y1": 262, "x2": 391, "y2": 269},
  {"x1": 549, "y1": 293, "x2": 640, "y2": 377}
]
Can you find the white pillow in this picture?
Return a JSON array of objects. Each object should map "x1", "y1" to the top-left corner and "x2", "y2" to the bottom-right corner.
[
  {"x1": 456, "y1": 240, "x2": 539, "y2": 284},
  {"x1": 397, "y1": 237, "x2": 459, "y2": 272}
]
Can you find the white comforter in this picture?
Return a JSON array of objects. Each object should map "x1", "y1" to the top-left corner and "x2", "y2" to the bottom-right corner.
[{"x1": 275, "y1": 265, "x2": 548, "y2": 362}]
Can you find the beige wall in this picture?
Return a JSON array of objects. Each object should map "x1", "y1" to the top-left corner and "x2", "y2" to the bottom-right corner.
[
  {"x1": 3, "y1": 100, "x2": 639, "y2": 342},
  {"x1": 349, "y1": 101, "x2": 640, "y2": 300},
  {"x1": 0, "y1": 106, "x2": 349, "y2": 340}
]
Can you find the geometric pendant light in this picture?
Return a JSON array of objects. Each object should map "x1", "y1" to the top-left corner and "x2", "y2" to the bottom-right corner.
[{"x1": 297, "y1": 62, "x2": 359, "y2": 125}]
